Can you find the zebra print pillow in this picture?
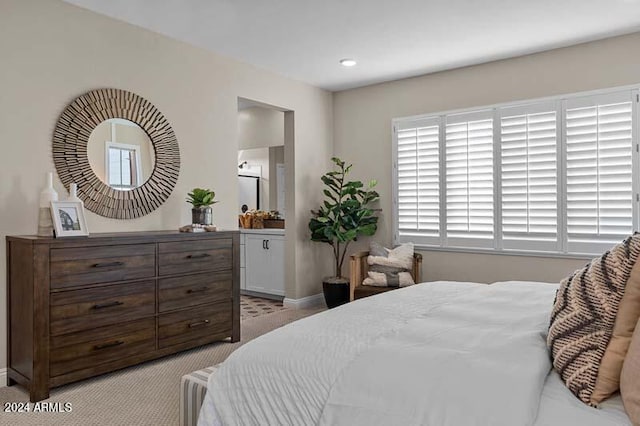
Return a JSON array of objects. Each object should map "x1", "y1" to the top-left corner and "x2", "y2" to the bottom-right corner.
[{"x1": 547, "y1": 234, "x2": 640, "y2": 405}]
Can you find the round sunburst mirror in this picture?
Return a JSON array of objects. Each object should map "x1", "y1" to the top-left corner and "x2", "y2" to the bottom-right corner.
[{"x1": 53, "y1": 89, "x2": 180, "y2": 219}]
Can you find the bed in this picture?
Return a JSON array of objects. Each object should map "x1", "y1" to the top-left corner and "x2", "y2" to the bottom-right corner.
[{"x1": 197, "y1": 280, "x2": 632, "y2": 425}]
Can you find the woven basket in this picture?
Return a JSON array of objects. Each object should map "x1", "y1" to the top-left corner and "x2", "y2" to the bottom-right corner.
[{"x1": 238, "y1": 214, "x2": 252, "y2": 229}]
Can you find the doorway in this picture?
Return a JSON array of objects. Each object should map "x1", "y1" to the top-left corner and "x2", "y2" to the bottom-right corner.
[
  {"x1": 237, "y1": 98, "x2": 292, "y2": 301},
  {"x1": 237, "y1": 99, "x2": 286, "y2": 216}
]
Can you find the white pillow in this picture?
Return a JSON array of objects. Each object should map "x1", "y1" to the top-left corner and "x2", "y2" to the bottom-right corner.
[{"x1": 362, "y1": 242, "x2": 415, "y2": 287}]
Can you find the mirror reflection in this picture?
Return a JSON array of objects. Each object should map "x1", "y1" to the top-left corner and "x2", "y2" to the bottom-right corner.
[{"x1": 88, "y1": 118, "x2": 155, "y2": 190}]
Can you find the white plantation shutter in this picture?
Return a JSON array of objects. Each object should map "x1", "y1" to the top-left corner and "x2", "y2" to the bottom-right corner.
[
  {"x1": 395, "y1": 117, "x2": 441, "y2": 244},
  {"x1": 500, "y1": 103, "x2": 559, "y2": 251},
  {"x1": 393, "y1": 86, "x2": 638, "y2": 256},
  {"x1": 565, "y1": 92, "x2": 635, "y2": 253},
  {"x1": 445, "y1": 111, "x2": 494, "y2": 247}
]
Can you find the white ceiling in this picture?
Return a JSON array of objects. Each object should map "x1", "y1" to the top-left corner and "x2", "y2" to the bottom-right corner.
[{"x1": 63, "y1": 0, "x2": 640, "y2": 92}]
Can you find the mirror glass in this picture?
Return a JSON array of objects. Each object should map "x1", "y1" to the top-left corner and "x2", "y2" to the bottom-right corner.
[{"x1": 87, "y1": 118, "x2": 156, "y2": 191}]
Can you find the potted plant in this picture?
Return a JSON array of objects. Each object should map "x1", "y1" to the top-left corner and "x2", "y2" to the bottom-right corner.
[
  {"x1": 187, "y1": 188, "x2": 218, "y2": 225},
  {"x1": 309, "y1": 157, "x2": 380, "y2": 308}
]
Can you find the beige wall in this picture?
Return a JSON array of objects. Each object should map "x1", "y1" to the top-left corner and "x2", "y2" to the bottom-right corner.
[
  {"x1": 0, "y1": 0, "x2": 333, "y2": 370},
  {"x1": 333, "y1": 32, "x2": 640, "y2": 283},
  {"x1": 237, "y1": 107, "x2": 285, "y2": 150},
  {"x1": 420, "y1": 251, "x2": 586, "y2": 284}
]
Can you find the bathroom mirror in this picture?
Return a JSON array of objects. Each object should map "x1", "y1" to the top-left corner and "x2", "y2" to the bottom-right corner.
[
  {"x1": 87, "y1": 119, "x2": 156, "y2": 191},
  {"x1": 53, "y1": 88, "x2": 180, "y2": 219}
]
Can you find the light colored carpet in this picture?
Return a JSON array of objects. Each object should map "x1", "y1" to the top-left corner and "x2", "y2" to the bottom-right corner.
[{"x1": 0, "y1": 307, "x2": 322, "y2": 426}]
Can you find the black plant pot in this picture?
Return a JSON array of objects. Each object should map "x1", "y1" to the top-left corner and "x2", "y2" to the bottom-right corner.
[{"x1": 322, "y1": 278, "x2": 350, "y2": 309}]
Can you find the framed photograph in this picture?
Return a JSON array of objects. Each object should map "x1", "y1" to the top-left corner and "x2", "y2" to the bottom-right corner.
[{"x1": 50, "y1": 201, "x2": 89, "y2": 237}]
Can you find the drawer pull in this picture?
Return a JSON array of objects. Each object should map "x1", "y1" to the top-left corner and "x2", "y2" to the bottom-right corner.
[
  {"x1": 93, "y1": 340, "x2": 124, "y2": 351},
  {"x1": 92, "y1": 261, "x2": 125, "y2": 268},
  {"x1": 187, "y1": 287, "x2": 208, "y2": 294},
  {"x1": 91, "y1": 301, "x2": 124, "y2": 310},
  {"x1": 186, "y1": 253, "x2": 211, "y2": 259},
  {"x1": 188, "y1": 319, "x2": 210, "y2": 328}
]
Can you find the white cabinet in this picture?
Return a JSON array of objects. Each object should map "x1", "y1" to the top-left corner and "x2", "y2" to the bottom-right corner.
[{"x1": 244, "y1": 233, "x2": 284, "y2": 296}]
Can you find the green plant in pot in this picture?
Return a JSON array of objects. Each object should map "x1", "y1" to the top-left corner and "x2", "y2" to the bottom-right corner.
[
  {"x1": 187, "y1": 188, "x2": 218, "y2": 225},
  {"x1": 309, "y1": 157, "x2": 380, "y2": 308}
]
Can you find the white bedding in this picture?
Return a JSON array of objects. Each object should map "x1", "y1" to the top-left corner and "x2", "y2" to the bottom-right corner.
[
  {"x1": 537, "y1": 372, "x2": 629, "y2": 426},
  {"x1": 198, "y1": 281, "x2": 631, "y2": 426}
]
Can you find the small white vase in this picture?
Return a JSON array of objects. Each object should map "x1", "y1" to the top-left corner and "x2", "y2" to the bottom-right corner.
[
  {"x1": 37, "y1": 172, "x2": 58, "y2": 237},
  {"x1": 67, "y1": 183, "x2": 81, "y2": 202}
]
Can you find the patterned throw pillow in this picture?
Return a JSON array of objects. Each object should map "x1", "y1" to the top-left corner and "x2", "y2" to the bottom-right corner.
[
  {"x1": 547, "y1": 234, "x2": 640, "y2": 405},
  {"x1": 362, "y1": 242, "x2": 415, "y2": 288}
]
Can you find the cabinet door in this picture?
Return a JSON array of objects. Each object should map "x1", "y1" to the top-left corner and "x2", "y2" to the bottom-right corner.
[
  {"x1": 244, "y1": 234, "x2": 285, "y2": 296},
  {"x1": 244, "y1": 235, "x2": 271, "y2": 294},
  {"x1": 265, "y1": 236, "x2": 285, "y2": 296}
]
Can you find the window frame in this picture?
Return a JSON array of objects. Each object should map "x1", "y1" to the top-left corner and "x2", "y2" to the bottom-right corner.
[
  {"x1": 498, "y1": 100, "x2": 561, "y2": 253},
  {"x1": 105, "y1": 141, "x2": 143, "y2": 190},
  {"x1": 395, "y1": 116, "x2": 442, "y2": 246},
  {"x1": 392, "y1": 84, "x2": 640, "y2": 258},
  {"x1": 444, "y1": 109, "x2": 495, "y2": 249}
]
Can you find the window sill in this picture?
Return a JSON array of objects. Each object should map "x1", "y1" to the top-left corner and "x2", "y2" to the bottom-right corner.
[{"x1": 412, "y1": 245, "x2": 595, "y2": 261}]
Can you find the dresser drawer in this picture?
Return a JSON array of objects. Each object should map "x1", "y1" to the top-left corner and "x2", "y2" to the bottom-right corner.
[
  {"x1": 159, "y1": 271, "x2": 232, "y2": 313},
  {"x1": 158, "y1": 239, "x2": 232, "y2": 276},
  {"x1": 50, "y1": 318, "x2": 155, "y2": 377},
  {"x1": 158, "y1": 302, "x2": 232, "y2": 349},
  {"x1": 50, "y1": 244, "x2": 156, "y2": 289},
  {"x1": 50, "y1": 281, "x2": 155, "y2": 336}
]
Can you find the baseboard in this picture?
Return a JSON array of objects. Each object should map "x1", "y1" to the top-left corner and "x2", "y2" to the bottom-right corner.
[
  {"x1": 240, "y1": 289, "x2": 284, "y2": 301},
  {"x1": 0, "y1": 368, "x2": 6, "y2": 388},
  {"x1": 283, "y1": 293, "x2": 325, "y2": 309}
]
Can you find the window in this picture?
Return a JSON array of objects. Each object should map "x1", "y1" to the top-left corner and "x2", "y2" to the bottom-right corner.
[
  {"x1": 500, "y1": 102, "x2": 558, "y2": 252},
  {"x1": 565, "y1": 92, "x2": 635, "y2": 253},
  {"x1": 106, "y1": 142, "x2": 142, "y2": 190},
  {"x1": 396, "y1": 117, "x2": 440, "y2": 244},
  {"x1": 445, "y1": 111, "x2": 494, "y2": 247},
  {"x1": 393, "y1": 87, "x2": 639, "y2": 256}
]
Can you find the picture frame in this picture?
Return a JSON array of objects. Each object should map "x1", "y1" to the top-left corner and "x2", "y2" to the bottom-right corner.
[{"x1": 50, "y1": 201, "x2": 89, "y2": 237}]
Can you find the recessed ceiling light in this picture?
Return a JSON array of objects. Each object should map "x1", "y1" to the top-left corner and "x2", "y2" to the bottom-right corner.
[{"x1": 339, "y1": 58, "x2": 357, "y2": 67}]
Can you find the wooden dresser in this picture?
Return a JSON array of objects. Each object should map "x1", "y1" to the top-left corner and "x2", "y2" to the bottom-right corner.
[{"x1": 5, "y1": 231, "x2": 240, "y2": 402}]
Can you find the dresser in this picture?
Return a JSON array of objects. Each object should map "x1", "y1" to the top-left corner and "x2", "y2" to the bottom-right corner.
[{"x1": 5, "y1": 231, "x2": 240, "y2": 402}]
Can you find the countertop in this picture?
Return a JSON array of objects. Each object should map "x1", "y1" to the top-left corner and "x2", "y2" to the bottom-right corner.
[{"x1": 239, "y1": 228, "x2": 285, "y2": 235}]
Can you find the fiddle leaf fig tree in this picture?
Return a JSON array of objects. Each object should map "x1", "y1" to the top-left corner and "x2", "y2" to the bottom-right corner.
[{"x1": 309, "y1": 157, "x2": 380, "y2": 279}]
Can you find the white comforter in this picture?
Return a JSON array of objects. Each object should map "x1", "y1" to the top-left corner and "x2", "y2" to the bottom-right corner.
[{"x1": 199, "y1": 281, "x2": 566, "y2": 426}]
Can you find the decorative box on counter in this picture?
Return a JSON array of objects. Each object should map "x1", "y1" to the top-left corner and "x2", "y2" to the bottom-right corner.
[{"x1": 263, "y1": 219, "x2": 285, "y2": 229}]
